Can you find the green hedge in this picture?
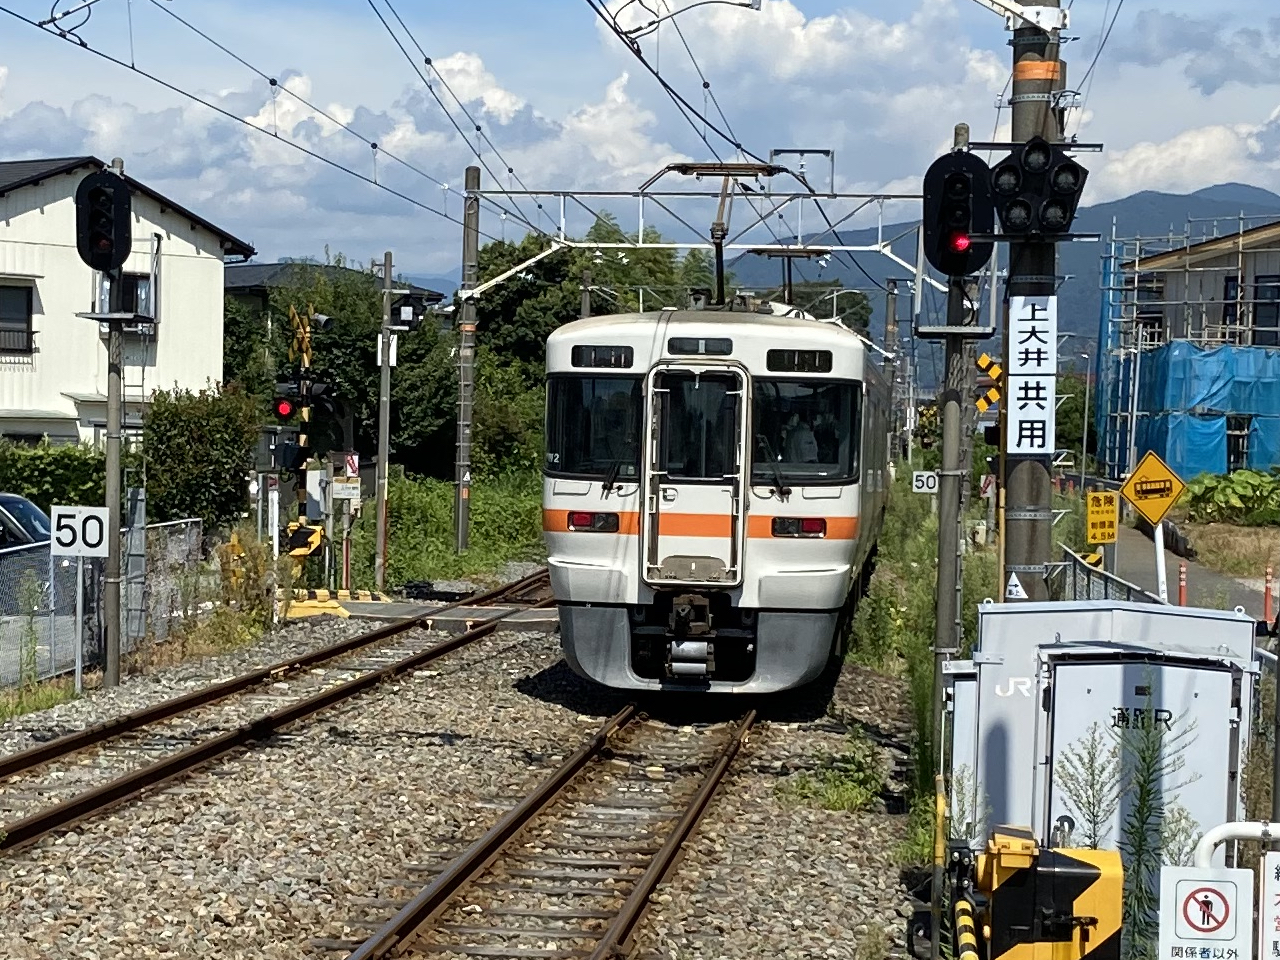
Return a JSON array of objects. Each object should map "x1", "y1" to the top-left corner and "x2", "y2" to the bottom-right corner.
[{"x1": 0, "y1": 384, "x2": 259, "y2": 534}]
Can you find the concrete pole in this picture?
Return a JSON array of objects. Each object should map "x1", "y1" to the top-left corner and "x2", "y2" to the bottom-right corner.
[
  {"x1": 582, "y1": 268, "x2": 592, "y2": 319},
  {"x1": 1003, "y1": 0, "x2": 1064, "y2": 603},
  {"x1": 375, "y1": 251, "x2": 393, "y2": 592},
  {"x1": 455, "y1": 166, "x2": 481, "y2": 553}
]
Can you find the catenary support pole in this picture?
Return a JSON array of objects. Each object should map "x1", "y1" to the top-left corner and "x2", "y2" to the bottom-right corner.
[
  {"x1": 1003, "y1": 0, "x2": 1064, "y2": 603},
  {"x1": 374, "y1": 250, "x2": 393, "y2": 592},
  {"x1": 581, "y1": 268, "x2": 592, "y2": 319},
  {"x1": 455, "y1": 165, "x2": 481, "y2": 553},
  {"x1": 885, "y1": 280, "x2": 899, "y2": 458}
]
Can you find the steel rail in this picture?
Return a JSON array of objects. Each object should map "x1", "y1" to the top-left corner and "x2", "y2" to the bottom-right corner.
[
  {"x1": 347, "y1": 703, "x2": 641, "y2": 960},
  {"x1": 0, "y1": 568, "x2": 548, "y2": 782},
  {"x1": 0, "y1": 594, "x2": 556, "y2": 852},
  {"x1": 586, "y1": 709, "x2": 756, "y2": 960},
  {"x1": 347, "y1": 708, "x2": 755, "y2": 960}
]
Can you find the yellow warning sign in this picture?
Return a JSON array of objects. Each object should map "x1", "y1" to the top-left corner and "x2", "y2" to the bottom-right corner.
[
  {"x1": 1119, "y1": 451, "x2": 1186, "y2": 527},
  {"x1": 1086, "y1": 491, "x2": 1119, "y2": 545}
]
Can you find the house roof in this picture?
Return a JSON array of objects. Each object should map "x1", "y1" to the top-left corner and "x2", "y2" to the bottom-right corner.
[
  {"x1": 224, "y1": 261, "x2": 445, "y2": 303},
  {"x1": 0, "y1": 156, "x2": 256, "y2": 260},
  {"x1": 1126, "y1": 218, "x2": 1280, "y2": 273}
]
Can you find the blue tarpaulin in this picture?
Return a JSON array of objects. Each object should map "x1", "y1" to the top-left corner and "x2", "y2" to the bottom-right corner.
[
  {"x1": 1138, "y1": 341, "x2": 1280, "y2": 417},
  {"x1": 1249, "y1": 416, "x2": 1280, "y2": 472},
  {"x1": 1136, "y1": 413, "x2": 1227, "y2": 481}
]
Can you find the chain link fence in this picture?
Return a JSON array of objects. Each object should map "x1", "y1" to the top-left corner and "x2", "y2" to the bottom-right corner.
[
  {"x1": 0, "y1": 518, "x2": 208, "y2": 689},
  {"x1": 1050, "y1": 543, "x2": 1165, "y2": 604}
]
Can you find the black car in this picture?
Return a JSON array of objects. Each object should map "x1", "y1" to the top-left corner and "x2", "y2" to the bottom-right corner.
[{"x1": 0, "y1": 494, "x2": 51, "y2": 547}]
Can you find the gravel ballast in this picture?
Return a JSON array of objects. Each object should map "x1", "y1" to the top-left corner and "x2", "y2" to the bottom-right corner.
[{"x1": 0, "y1": 610, "x2": 919, "y2": 960}]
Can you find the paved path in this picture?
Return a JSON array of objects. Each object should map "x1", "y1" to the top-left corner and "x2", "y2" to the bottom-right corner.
[{"x1": 1113, "y1": 524, "x2": 1274, "y2": 619}]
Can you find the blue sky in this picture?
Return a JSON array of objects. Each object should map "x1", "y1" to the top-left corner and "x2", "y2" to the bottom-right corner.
[{"x1": 0, "y1": 0, "x2": 1274, "y2": 276}]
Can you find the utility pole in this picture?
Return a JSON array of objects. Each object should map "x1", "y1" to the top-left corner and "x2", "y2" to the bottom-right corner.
[
  {"x1": 581, "y1": 268, "x2": 592, "y2": 319},
  {"x1": 374, "y1": 250, "x2": 393, "y2": 592},
  {"x1": 1003, "y1": 0, "x2": 1064, "y2": 602},
  {"x1": 455, "y1": 165, "x2": 481, "y2": 553}
]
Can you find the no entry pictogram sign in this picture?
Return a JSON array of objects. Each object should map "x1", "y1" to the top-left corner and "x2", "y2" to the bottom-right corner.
[
  {"x1": 1182, "y1": 886, "x2": 1230, "y2": 934},
  {"x1": 1161, "y1": 867, "x2": 1253, "y2": 960}
]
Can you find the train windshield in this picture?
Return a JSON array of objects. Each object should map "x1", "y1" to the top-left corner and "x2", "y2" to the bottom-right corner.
[
  {"x1": 545, "y1": 375, "x2": 643, "y2": 479},
  {"x1": 752, "y1": 379, "x2": 861, "y2": 483}
]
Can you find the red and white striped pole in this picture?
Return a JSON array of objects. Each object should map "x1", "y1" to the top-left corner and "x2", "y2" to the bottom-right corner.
[{"x1": 1178, "y1": 563, "x2": 1187, "y2": 606}]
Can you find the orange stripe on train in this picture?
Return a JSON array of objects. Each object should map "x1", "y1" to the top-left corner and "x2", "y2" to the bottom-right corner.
[{"x1": 543, "y1": 509, "x2": 858, "y2": 540}]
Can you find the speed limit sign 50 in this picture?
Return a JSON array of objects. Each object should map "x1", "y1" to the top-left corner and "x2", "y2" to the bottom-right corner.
[
  {"x1": 912, "y1": 470, "x2": 940, "y2": 494},
  {"x1": 50, "y1": 505, "x2": 111, "y2": 558}
]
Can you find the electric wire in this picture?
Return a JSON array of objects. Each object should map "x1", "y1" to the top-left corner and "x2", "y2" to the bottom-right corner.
[
  {"x1": 0, "y1": 3, "x2": 506, "y2": 243},
  {"x1": 378, "y1": 0, "x2": 564, "y2": 234},
  {"x1": 366, "y1": 0, "x2": 554, "y2": 238},
  {"x1": 589, "y1": 0, "x2": 889, "y2": 294},
  {"x1": 145, "y1": 0, "x2": 528, "y2": 230}
]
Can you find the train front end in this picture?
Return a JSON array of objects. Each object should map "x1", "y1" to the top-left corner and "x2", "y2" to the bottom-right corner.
[{"x1": 543, "y1": 308, "x2": 884, "y2": 694}]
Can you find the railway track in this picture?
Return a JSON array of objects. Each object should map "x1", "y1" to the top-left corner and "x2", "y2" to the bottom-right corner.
[
  {"x1": 0, "y1": 569, "x2": 551, "y2": 852},
  {"x1": 329, "y1": 706, "x2": 756, "y2": 960}
]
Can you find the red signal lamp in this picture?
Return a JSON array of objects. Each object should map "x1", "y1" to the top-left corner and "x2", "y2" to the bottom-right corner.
[
  {"x1": 272, "y1": 397, "x2": 296, "y2": 420},
  {"x1": 949, "y1": 232, "x2": 972, "y2": 253}
]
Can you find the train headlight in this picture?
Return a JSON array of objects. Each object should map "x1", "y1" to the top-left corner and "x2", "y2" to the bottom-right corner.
[
  {"x1": 772, "y1": 517, "x2": 827, "y2": 538},
  {"x1": 568, "y1": 512, "x2": 620, "y2": 533}
]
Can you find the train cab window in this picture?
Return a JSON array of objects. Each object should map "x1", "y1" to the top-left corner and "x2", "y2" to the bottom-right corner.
[
  {"x1": 655, "y1": 370, "x2": 741, "y2": 481},
  {"x1": 545, "y1": 376, "x2": 642, "y2": 479},
  {"x1": 752, "y1": 380, "x2": 860, "y2": 484}
]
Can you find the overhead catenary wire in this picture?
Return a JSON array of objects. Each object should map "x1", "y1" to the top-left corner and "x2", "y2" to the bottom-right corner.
[
  {"x1": 1071, "y1": 0, "x2": 1125, "y2": 138},
  {"x1": 0, "y1": 3, "x2": 506, "y2": 243},
  {"x1": 589, "y1": 0, "x2": 890, "y2": 293},
  {"x1": 366, "y1": 0, "x2": 556, "y2": 238},
  {"x1": 377, "y1": 0, "x2": 564, "y2": 235},
  {"x1": 143, "y1": 0, "x2": 531, "y2": 232}
]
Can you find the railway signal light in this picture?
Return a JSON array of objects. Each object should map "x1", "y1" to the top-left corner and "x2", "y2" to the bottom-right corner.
[
  {"x1": 922, "y1": 150, "x2": 994, "y2": 277},
  {"x1": 990, "y1": 136, "x2": 1088, "y2": 237},
  {"x1": 74, "y1": 170, "x2": 132, "y2": 274},
  {"x1": 272, "y1": 382, "x2": 300, "y2": 423}
]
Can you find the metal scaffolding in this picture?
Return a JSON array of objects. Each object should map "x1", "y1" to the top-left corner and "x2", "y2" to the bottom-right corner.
[{"x1": 1096, "y1": 213, "x2": 1280, "y2": 480}]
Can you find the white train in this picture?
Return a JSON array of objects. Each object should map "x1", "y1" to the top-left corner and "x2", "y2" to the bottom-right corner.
[{"x1": 542, "y1": 301, "x2": 892, "y2": 693}]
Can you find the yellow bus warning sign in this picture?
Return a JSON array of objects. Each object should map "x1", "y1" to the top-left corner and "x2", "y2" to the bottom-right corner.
[{"x1": 1119, "y1": 451, "x2": 1186, "y2": 527}]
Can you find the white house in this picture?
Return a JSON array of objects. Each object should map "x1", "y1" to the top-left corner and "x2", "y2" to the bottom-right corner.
[{"x1": 0, "y1": 156, "x2": 255, "y2": 447}]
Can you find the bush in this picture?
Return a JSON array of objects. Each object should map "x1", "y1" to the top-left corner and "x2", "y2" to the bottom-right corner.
[
  {"x1": 0, "y1": 440, "x2": 111, "y2": 512},
  {"x1": 1183, "y1": 469, "x2": 1280, "y2": 526},
  {"x1": 142, "y1": 384, "x2": 261, "y2": 532}
]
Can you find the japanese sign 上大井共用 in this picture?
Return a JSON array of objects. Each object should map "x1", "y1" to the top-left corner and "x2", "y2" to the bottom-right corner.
[{"x1": 1005, "y1": 296, "x2": 1057, "y2": 456}]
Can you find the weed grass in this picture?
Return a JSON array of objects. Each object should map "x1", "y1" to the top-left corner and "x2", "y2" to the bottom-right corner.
[
  {"x1": 0, "y1": 676, "x2": 80, "y2": 723},
  {"x1": 775, "y1": 728, "x2": 886, "y2": 813},
  {"x1": 1183, "y1": 521, "x2": 1280, "y2": 579},
  {"x1": 349, "y1": 470, "x2": 544, "y2": 588}
]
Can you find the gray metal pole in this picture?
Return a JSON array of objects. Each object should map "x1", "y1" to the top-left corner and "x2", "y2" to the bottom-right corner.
[
  {"x1": 374, "y1": 251, "x2": 393, "y2": 591},
  {"x1": 1080, "y1": 353, "x2": 1091, "y2": 492},
  {"x1": 1003, "y1": 0, "x2": 1063, "y2": 603},
  {"x1": 582, "y1": 268, "x2": 592, "y2": 319},
  {"x1": 455, "y1": 165, "x2": 481, "y2": 553},
  {"x1": 885, "y1": 281, "x2": 899, "y2": 459},
  {"x1": 74, "y1": 555, "x2": 84, "y2": 695},
  {"x1": 104, "y1": 316, "x2": 122, "y2": 687},
  {"x1": 930, "y1": 123, "x2": 975, "y2": 960}
]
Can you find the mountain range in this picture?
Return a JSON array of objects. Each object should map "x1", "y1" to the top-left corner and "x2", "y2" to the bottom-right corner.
[{"x1": 409, "y1": 183, "x2": 1280, "y2": 382}]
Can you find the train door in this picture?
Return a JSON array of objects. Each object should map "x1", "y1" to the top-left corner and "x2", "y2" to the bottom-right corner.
[{"x1": 640, "y1": 362, "x2": 750, "y2": 588}]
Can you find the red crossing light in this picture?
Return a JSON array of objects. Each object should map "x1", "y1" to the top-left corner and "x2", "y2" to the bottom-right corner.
[
  {"x1": 949, "y1": 232, "x2": 972, "y2": 253},
  {"x1": 273, "y1": 397, "x2": 296, "y2": 420}
]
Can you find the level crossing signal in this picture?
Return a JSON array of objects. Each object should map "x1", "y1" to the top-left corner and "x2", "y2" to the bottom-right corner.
[
  {"x1": 922, "y1": 150, "x2": 995, "y2": 277},
  {"x1": 989, "y1": 136, "x2": 1089, "y2": 237}
]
